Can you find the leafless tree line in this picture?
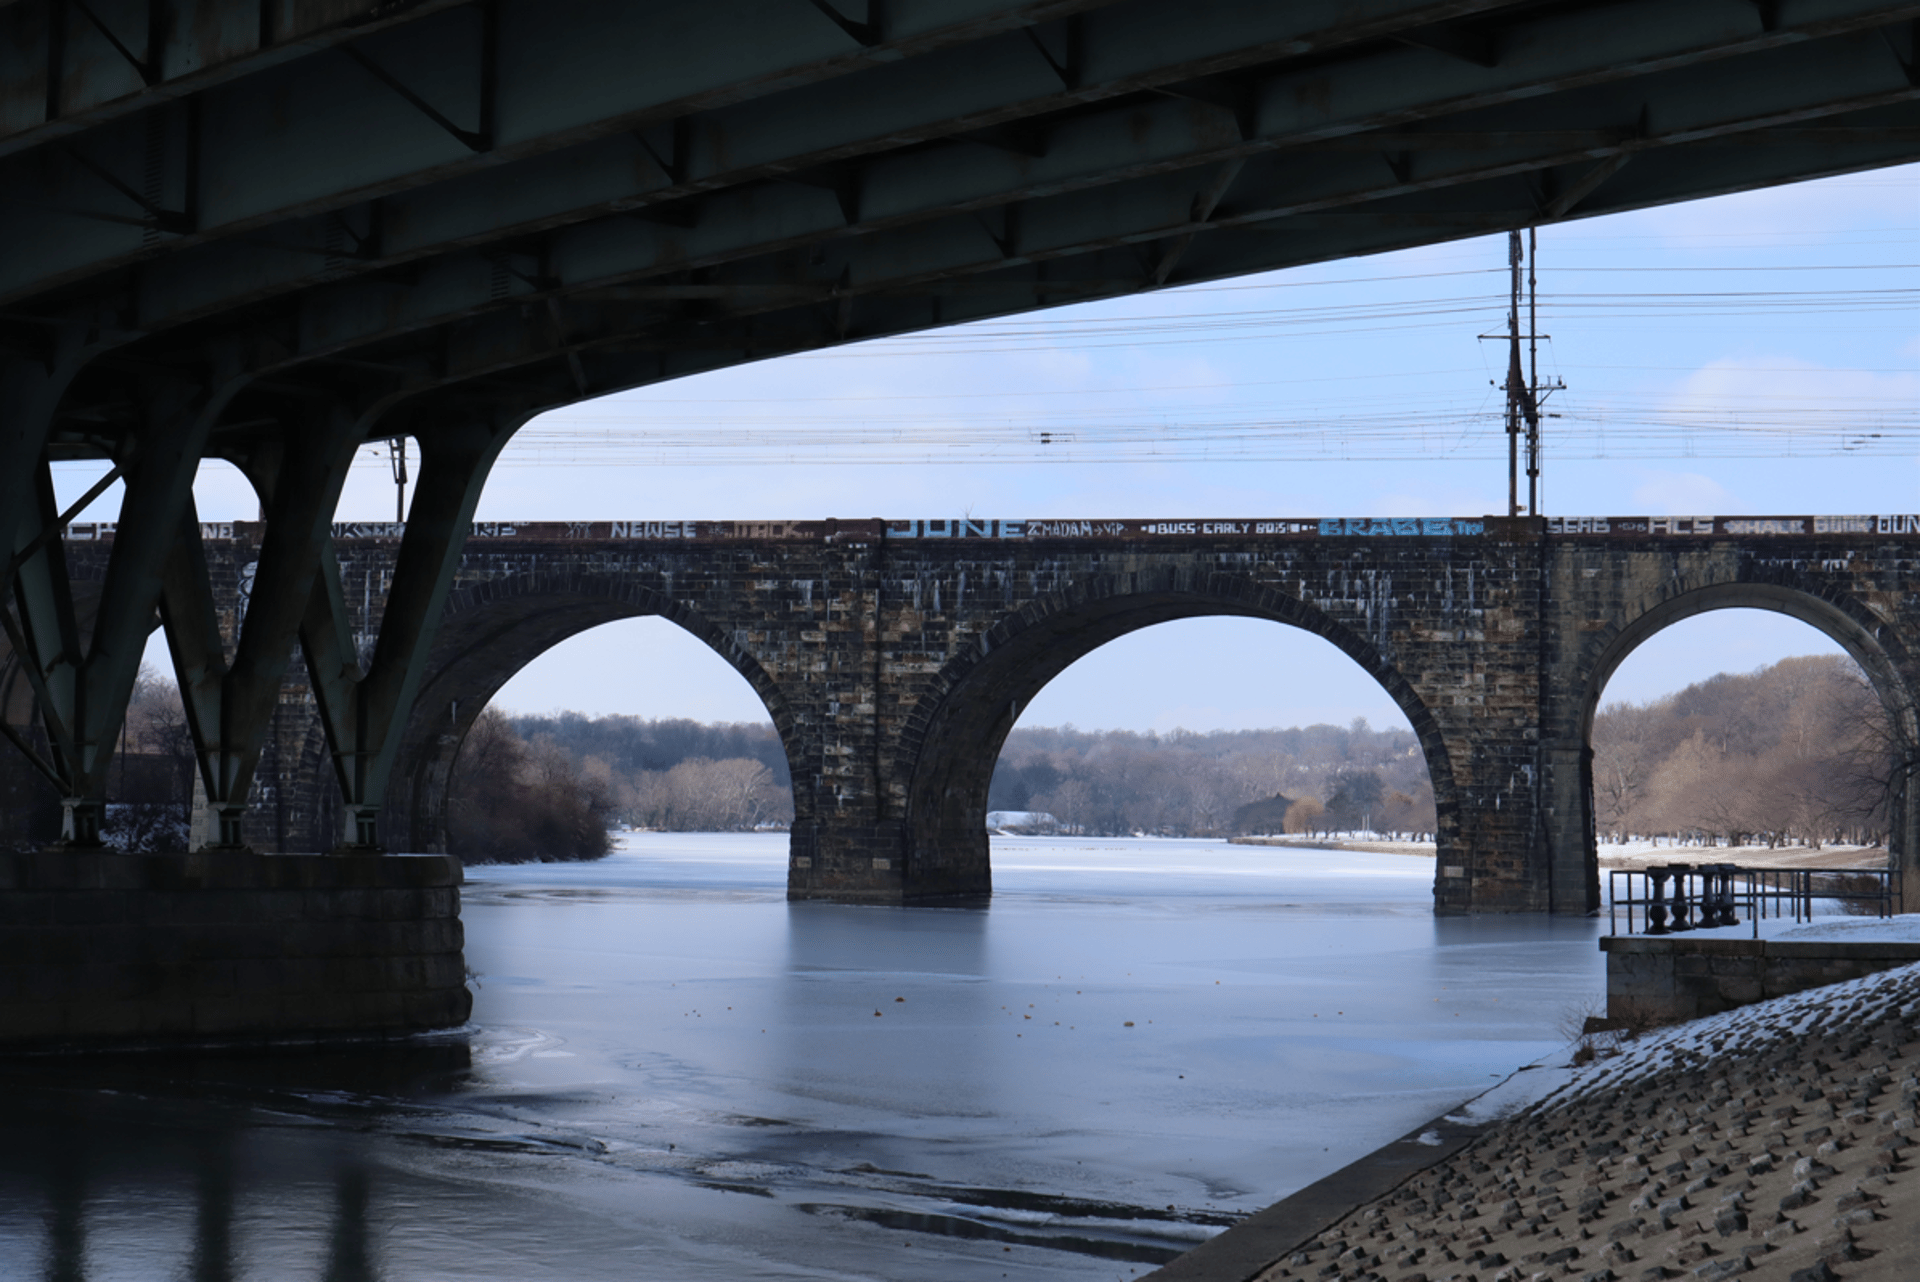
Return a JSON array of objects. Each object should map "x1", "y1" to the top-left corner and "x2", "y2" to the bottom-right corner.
[
  {"x1": 620, "y1": 756, "x2": 793, "y2": 831},
  {"x1": 502, "y1": 710, "x2": 792, "y2": 833},
  {"x1": 989, "y1": 720, "x2": 1438, "y2": 838},
  {"x1": 1591, "y1": 654, "x2": 1897, "y2": 848},
  {"x1": 447, "y1": 708, "x2": 615, "y2": 861}
]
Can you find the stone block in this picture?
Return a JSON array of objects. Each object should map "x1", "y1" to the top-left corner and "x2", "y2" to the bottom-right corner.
[
  {"x1": 0, "y1": 892, "x2": 57, "y2": 927},
  {"x1": 0, "y1": 849, "x2": 473, "y2": 1044},
  {"x1": 0, "y1": 1001, "x2": 67, "y2": 1040},
  {"x1": 1674, "y1": 954, "x2": 1716, "y2": 978},
  {"x1": 421, "y1": 952, "x2": 467, "y2": 989},
  {"x1": 191, "y1": 995, "x2": 278, "y2": 1035},
  {"x1": 376, "y1": 889, "x2": 423, "y2": 921}
]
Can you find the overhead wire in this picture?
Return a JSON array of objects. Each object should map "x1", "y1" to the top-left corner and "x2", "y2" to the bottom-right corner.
[{"x1": 417, "y1": 257, "x2": 1920, "y2": 468}]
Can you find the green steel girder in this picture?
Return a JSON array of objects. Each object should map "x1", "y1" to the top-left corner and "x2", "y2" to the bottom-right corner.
[
  {"x1": 297, "y1": 418, "x2": 513, "y2": 846},
  {"x1": 301, "y1": 99, "x2": 1920, "y2": 430},
  {"x1": 10, "y1": 7, "x2": 1896, "y2": 440},
  {"x1": 6, "y1": 0, "x2": 1484, "y2": 302},
  {"x1": 184, "y1": 88, "x2": 1920, "y2": 431},
  {"x1": 159, "y1": 406, "x2": 366, "y2": 844},
  {"x1": 2, "y1": 0, "x2": 1906, "y2": 411},
  {"x1": 0, "y1": 0, "x2": 475, "y2": 160},
  {"x1": 20, "y1": 0, "x2": 1901, "y2": 325}
]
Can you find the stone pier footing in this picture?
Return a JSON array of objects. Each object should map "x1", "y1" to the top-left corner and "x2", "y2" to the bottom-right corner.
[
  {"x1": 786, "y1": 822, "x2": 991, "y2": 902},
  {"x1": 1603, "y1": 932, "x2": 1920, "y2": 1024},
  {"x1": 0, "y1": 851, "x2": 471, "y2": 1047}
]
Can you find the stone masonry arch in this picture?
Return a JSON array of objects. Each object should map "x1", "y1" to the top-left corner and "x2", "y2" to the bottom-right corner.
[
  {"x1": 1539, "y1": 548, "x2": 1920, "y2": 915},
  {"x1": 385, "y1": 571, "x2": 799, "y2": 855},
  {"x1": 1578, "y1": 581, "x2": 1919, "y2": 746},
  {"x1": 881, "y1": 569, "x2": 1459, "y2": 902}
]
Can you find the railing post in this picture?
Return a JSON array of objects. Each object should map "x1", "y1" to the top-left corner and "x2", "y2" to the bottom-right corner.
[{"x1": 1667, "y1": 864, "x2": 1693, "y2": 931}]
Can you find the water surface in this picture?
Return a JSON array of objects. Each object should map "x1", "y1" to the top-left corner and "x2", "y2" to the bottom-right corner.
[{"x1": 0, "y1": 835, "x2": 1605, "y2": 1280}]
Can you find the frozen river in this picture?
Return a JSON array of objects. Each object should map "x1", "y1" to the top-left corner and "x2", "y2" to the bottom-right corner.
[{"x1": 0, "y1": 834, "x2": 1606, "y2": 1280}]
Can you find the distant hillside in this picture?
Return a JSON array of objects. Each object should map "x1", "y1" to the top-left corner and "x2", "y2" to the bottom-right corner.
[
  {"x1": 1592, "y1": 654, "x2": 1892, "y2": 848},
  {"x1": 987, "y1": 721, "x2": 1436, "y2": 838}
]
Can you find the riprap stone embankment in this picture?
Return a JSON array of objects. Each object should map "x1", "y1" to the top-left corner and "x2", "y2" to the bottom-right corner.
[{"x1": 1245, "y1": 962, "x2": 1920, "y2": 1282}]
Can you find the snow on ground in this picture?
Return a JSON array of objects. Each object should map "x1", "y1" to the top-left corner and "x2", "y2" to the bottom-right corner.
[
  {"x1": 1772, "y1": 915, "x2": 1920, "y2": 943},
  {"x1": 1609, "y1": 910, "x2": 1917, "y2": 944},
  {"x1": 1444, "y1": 1062, "x2": 1583, "y2": 1124},
  {"x1": 1235, "y1": 835, "x2": 1890, "y2": 870},
  {"x1": 1255, "y1": 956, "x2": 1920, "y2": 1282},
  {"x1": 1452, "y1": 919, "x2": 1920, "y2": 1124},
  {"x1": 1596, "y1": 839, "x2": 1886, "y2": 870},
  {"x1": 1532, "y1": 957, "x2": 1920, "y2": 1112},
  {"x1": 1232, "y1": 835, "x2": 1437, "y2": 858}
]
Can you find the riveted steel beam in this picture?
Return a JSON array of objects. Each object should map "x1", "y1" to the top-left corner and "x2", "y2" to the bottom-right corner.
[
  {"x1": 7, "y1": 0, "x2": 1907, "y2": 364},
  {"x1": 5, "y1": 0, "x2": 1645, "y2": 309}
]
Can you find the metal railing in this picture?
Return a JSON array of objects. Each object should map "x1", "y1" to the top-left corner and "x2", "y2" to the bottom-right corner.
[{"x1": 1607, "y1": 863, "x2": 1902, "y2": 938}]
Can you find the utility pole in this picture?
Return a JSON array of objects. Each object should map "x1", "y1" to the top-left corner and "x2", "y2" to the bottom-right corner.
[
  {"x1": 1527, "y1": 226, "x2": 1541, "y2": 514},
  {"x1": 389, "y1": 437, "x2": 409, "y2": 523},
  {"x1": 1491, "y1": 229, "x2": 1563, "y2": 517},
  {"x1": 1505, "y1": 232, "x2": 1523, "y2": 517}
]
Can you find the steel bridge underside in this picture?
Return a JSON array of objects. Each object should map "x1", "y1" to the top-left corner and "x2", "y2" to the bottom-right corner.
[{"x1": 4, "y1": 0, "x2": 1920, "y2": 853}]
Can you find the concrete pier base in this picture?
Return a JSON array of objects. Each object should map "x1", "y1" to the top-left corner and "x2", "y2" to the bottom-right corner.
[
  {"x1": 0, "y1": 851, "x2": 471, "y2": 1047},
  {"x1": 1602, "y1": 933, "x2": 1920, "y2": 1024}
]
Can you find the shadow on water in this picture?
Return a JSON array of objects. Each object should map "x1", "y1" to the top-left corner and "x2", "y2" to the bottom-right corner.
[{"x1": 0, "y1": 1038, "x2": 469, "y2": 1281}]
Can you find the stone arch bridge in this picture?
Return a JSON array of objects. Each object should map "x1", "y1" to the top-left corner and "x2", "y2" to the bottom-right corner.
[{"x1": 44, "y1": 512, "x2": 1920, "y2": 915}]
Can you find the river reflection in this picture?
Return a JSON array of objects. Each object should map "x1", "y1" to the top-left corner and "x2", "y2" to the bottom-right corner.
[
  {"x1": 0, "y1": 1041, "x2": 469, "y2": 1280},
  {"x1": 0, "y1": 836, "x2": 1605, "y2": 1280}
]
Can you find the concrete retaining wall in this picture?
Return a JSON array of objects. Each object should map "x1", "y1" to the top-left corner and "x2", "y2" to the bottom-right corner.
[
  {"x1": 0, "y1": 852, "x2": 471, "y2": 1046},
  {"x1": 1603, "y1": 934, "x2": 1920, "y2": 1024}
]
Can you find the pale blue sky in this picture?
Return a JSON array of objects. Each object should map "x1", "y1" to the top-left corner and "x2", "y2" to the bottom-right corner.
[{"x1": 58, "y1": 164, "x2": 1918, "y2": 733}]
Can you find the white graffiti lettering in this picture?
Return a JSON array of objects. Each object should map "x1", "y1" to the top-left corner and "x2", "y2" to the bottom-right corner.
[
  {"x1": 1721, "y1": 519, "x2": 1805, "y2": 535},
  {"x1": 610, "y1": 521, "x2": 695, "y2": 539},
  {"x1": 1876, "y1": 515, "x2": 1920, "y2": 535},
  {"x1": 331, "y1": 522, "x2": 405, "y2": 539},
  {"x1": 470, "y1": 522, "x2": 519, "y2": 538},
  {"x1": 1254, "y1": 521, "x2": 1317, "y2": 535},
  {"x1": 889, "y1": 519, "x2": 1032, "y2": 538},
  {"x1": 1648, "y1": 516, "x2": 1714, "y2": 535},
  {"x1": 1547, "y1": 517, "x2": 1610, "y2": 534},
  {"x1": 1815, "y1": 516, "x2": 1874, "y2": 534}
]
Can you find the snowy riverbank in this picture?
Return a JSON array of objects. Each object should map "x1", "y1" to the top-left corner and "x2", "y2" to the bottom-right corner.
[
  {"x1": 1231, "y1": 834, "x2": 1889, "y2": 873},
  {"x1": 1232, "y1": 932, "x2": 1920, "y2": 1282}
]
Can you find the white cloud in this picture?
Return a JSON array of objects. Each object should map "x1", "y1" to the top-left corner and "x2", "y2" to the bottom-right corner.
[
  {"x1": 1590, "y1": 164, "x2": 1920, "y2": 249},
  {"x1": 1664, "y1": 355, "x2": 1920, "y2": 425},
  {"x1": 1629, "y1": 470, "x2": 1734, "y2": 514}
]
